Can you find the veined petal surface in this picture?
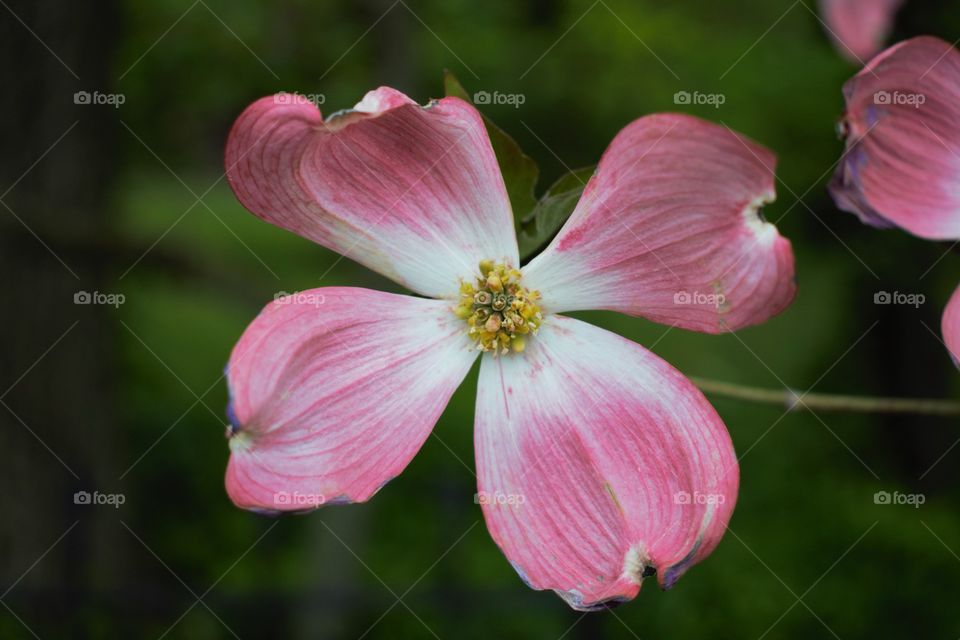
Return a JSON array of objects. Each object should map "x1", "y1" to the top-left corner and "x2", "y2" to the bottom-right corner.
[
  {"x1": 226, "y1": 87, "x2": 518, "y2": 298},
  {"x1": 225, "y1": 287, "x2": 476, "y2": 513},
  {"x1": 830, "y1": 37, "x2": 960, "y2": 240},
  {"x1": 522, "y1": 114, "x2": 795, "y2": 333},
  {"x1": 475, "y1": 315, "x2": 738, "y2": 610}
]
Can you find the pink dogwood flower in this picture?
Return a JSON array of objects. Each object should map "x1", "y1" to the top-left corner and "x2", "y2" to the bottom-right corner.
[
  {"x1": 829, "y1": 37, "x2": 960, "y2": 365},
  {"x1": 819, "y1": 0, "x2": 903, "y2": 63},
  {"x1": 222, "y1": 86, "x2": 796, "y2": 609}
]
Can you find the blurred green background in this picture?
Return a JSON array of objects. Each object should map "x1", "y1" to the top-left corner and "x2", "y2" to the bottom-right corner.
[{"x1": 3, "y1": 0, "x2": 960, "y2": 638}]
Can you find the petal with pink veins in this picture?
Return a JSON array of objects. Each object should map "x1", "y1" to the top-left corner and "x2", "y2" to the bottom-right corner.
[
  {"x1": 521, "y1": 114, "x2": 795, "y2": 334},
  {"x1": 819, "y1": 0, "x2": 903, "y2": 63},
  {"x1": 225, "y1": 287, "x2": 477, "y2": 513},
  {"x1": 475, "y1": 315, "x2": 738, "y2": 610},
  {"x1": 942, "y1": 283, "x2": 960, "y2": 368},
  {"x1": 830, "y1": 36, "x2": 960, "y2": 240},
  {"x1": 225, "y1": 87, "x2": 518, "y2": 298}
]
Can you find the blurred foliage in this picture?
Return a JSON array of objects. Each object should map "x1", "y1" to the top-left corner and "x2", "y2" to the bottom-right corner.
[{"x1": 10, "y1": 0, "x2": 960, "y2": 637}]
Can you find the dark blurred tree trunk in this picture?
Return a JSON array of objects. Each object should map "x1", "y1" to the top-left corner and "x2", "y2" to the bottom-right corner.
[{"x1": 0, "y1": 1, "x2": 123, "y2": 636}]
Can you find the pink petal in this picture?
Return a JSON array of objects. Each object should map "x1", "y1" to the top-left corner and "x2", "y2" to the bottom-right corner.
[
  {"x1": 522, "y1": 114, "x2": 795, "y2": 334},
  {"x1": 830, "y1": 36, "x2": 960, "y2": 240},
  {"x1": 819, "y1": 0, "x2": 903, "y2": 63},
  {"x1": 475, "y1": 316, "x2": 738, "y2": 610},
  {"x1": 943, "y1": 283, "x2": 960, "y2": 368},
  {"x1": 225, "y1": 287, "x2": 476, "y2": 513},
  {"x1": 225, "y1": 87, "x2": 518, "y2": 298}
]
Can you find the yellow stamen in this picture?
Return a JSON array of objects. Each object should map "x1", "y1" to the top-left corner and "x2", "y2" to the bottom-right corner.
[{"x1": 455, "y1": 260, "x2": 542, "y2": 356}]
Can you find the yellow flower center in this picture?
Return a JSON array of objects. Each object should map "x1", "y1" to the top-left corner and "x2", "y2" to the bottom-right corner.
[{"x1": 455, "y1": 260, "x2": 542, "y2": 355}]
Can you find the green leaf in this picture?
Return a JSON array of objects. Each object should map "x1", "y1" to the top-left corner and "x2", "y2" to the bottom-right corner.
[
  {"x1": 517, "y1": 166, "x2": 595, "y2": 260},
  {"x1": 442, "y1": 71, "x2": 592, "y2": 261},
  {"x1": 443, "y1": 70, "x2": 539, "y2": 226},
  {"x1": 441, "y1": 69, "x2": 471, "y2": 102}
]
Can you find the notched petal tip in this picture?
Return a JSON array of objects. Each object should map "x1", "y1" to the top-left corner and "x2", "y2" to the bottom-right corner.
[
  {"x1": 622, "y1": 544, "x2": 651, "y2": 586},
  {"x1": 321, "y1": 86, "x2": 418, "y2": 132},
  {"x1": 742, "y1": 192, "x2": 778, "y2": 238},
  {"x1": 521, "y1": 113, "x2": 796, "y2": 334},
  {"x1": 550, "y1": 545, "x2": 657, "y2": 611},
  {"x1": 225, "y1": 87, "x2": 518, "y2": 298},
  {"x1": 506, "y1": 545, "x2": 654, "y2": 612},
  {"x1": 226, "y1": 429, "x2": 252, "y2": 453}
]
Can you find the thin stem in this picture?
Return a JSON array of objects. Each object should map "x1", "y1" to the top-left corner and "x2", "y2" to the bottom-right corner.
[{"x1": 690, "y1": 377, "x2": 960, "y2": 417}]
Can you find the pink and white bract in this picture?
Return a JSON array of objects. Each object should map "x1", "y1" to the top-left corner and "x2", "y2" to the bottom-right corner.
[
  {"x1": 829, "y1": 37, "x2": 960, "y2": 367},
  {"x1": 819, "y1": 0, "x2": 903, "y2": 63},
  {"x1": 830, "y1": 36, "x2": 960, "y2": 240},
  {"x1": 222, "y1": 87, "x2": 796, "y2": 610}
]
